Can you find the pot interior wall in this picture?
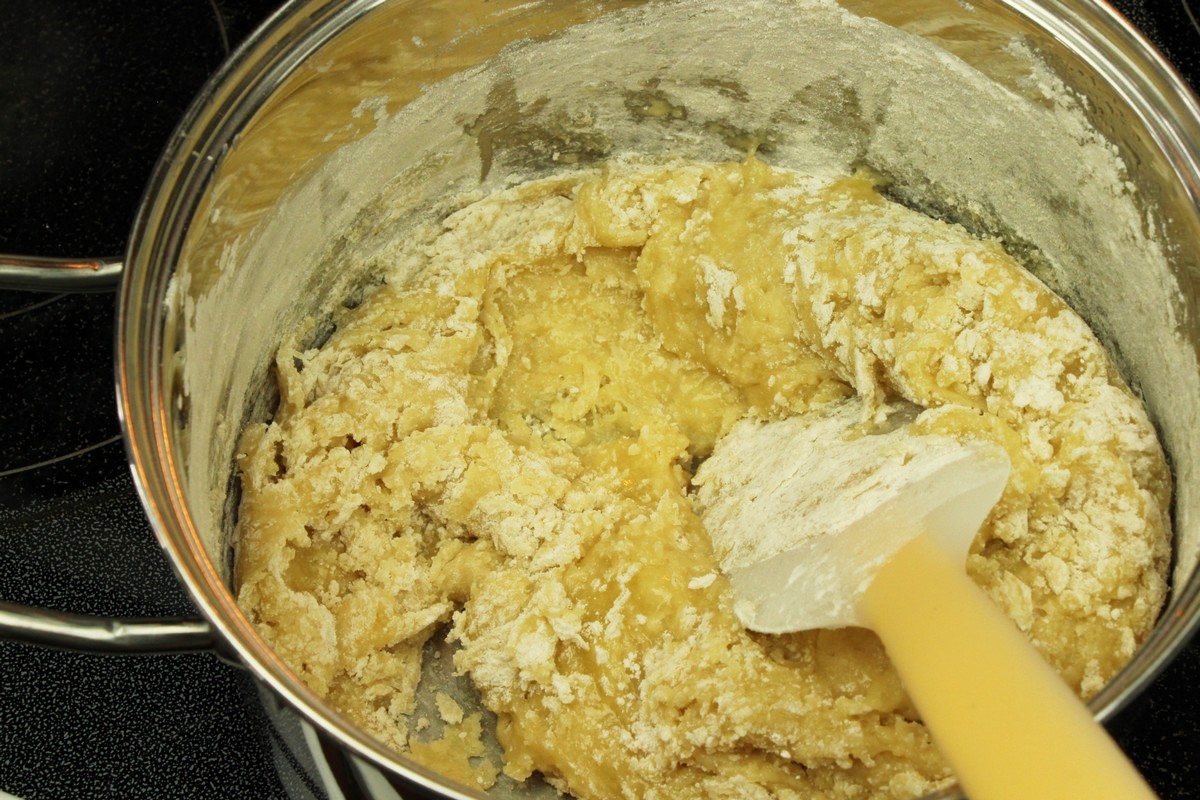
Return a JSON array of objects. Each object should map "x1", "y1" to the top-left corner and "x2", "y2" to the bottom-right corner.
[{"x1": 164, "y1": 0, "x2": 1199, "y2": 786}]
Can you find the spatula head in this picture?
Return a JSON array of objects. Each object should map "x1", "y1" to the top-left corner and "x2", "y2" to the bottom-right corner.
[{"x1": 693, "y1": 398, "x2": 1010, "y2": 633}]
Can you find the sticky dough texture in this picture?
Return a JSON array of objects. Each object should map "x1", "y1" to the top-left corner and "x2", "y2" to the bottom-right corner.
[{"x1": 235, "y1": 158, "x2": 1170, "y2": 799}]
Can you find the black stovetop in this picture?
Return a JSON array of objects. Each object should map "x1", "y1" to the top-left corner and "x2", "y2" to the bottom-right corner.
[{"x1": 0, "y1": 1, "x2": 1197, "y2": 798}]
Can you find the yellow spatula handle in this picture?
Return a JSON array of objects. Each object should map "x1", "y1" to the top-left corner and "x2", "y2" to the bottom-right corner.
[{"x1": 860, "y1": 534, "x2": 1156, "y2": 800}]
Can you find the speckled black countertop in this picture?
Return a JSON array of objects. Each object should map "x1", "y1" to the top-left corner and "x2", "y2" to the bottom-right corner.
[
  {"x1": 0, "y1": 1, "x2": 1196, "y2": 799},
  {"x1": 0, "y1": 3, "x2": 290, "y2": 798}
]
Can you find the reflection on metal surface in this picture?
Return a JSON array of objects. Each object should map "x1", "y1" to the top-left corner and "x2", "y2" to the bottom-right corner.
[
  {"x1": 0, "y1": 601, "x2": 213, "y2": 654},
  {"x1": 0, "y1": 254, "x2": 122, "y2": 292}
]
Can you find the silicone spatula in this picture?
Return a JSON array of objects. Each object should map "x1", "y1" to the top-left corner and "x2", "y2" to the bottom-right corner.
[{"x1": 694, "y1": 397, "x2": 1156, "y2": 800}]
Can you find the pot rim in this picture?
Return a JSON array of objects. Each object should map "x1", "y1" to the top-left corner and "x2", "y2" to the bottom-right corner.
[
  {"x1": 117, "y1": 0, "x2": 481, "y2": 796},
  {"x1": 1000, "y1": 0, "x2": 1200, "y2": 722},
  {"x1": 116, "y1": 1, "x2": 1200, "y2": 798}
]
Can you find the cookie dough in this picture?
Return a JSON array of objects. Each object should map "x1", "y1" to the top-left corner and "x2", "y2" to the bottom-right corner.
[{"x1": 234, "y1": 157, "x2": 1171, "y2": 799}]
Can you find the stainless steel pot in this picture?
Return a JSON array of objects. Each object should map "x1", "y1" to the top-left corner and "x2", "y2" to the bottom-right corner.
[{"x1": 2, "y1": 1, "x2": 1198, "y2": 798}]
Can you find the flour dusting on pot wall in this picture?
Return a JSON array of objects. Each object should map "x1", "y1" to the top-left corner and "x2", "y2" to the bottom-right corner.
[{"x1": 164, "y1": 0, "x2": 1196, "y2": 785}]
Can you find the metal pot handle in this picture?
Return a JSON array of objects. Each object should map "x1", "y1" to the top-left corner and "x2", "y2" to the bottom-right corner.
[
  {"x1": 1, "y1": 251, "x2": 214, "y2": 656},
  {"x1": 0, "y1": 254, "x2": 123, "y2": 292},
  {"x1": 0, "y1": 601, "x2": 215, "y2": 654}
]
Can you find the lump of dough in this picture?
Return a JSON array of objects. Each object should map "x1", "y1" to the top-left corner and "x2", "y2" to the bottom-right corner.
[{"x1": 235, "y1": 157, "x2": 1170, "y2": 800}]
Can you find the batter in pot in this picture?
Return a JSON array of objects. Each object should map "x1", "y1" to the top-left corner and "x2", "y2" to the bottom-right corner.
[{"x1": 234, "y1": 157, "x2": 1170, "y2": 799}]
